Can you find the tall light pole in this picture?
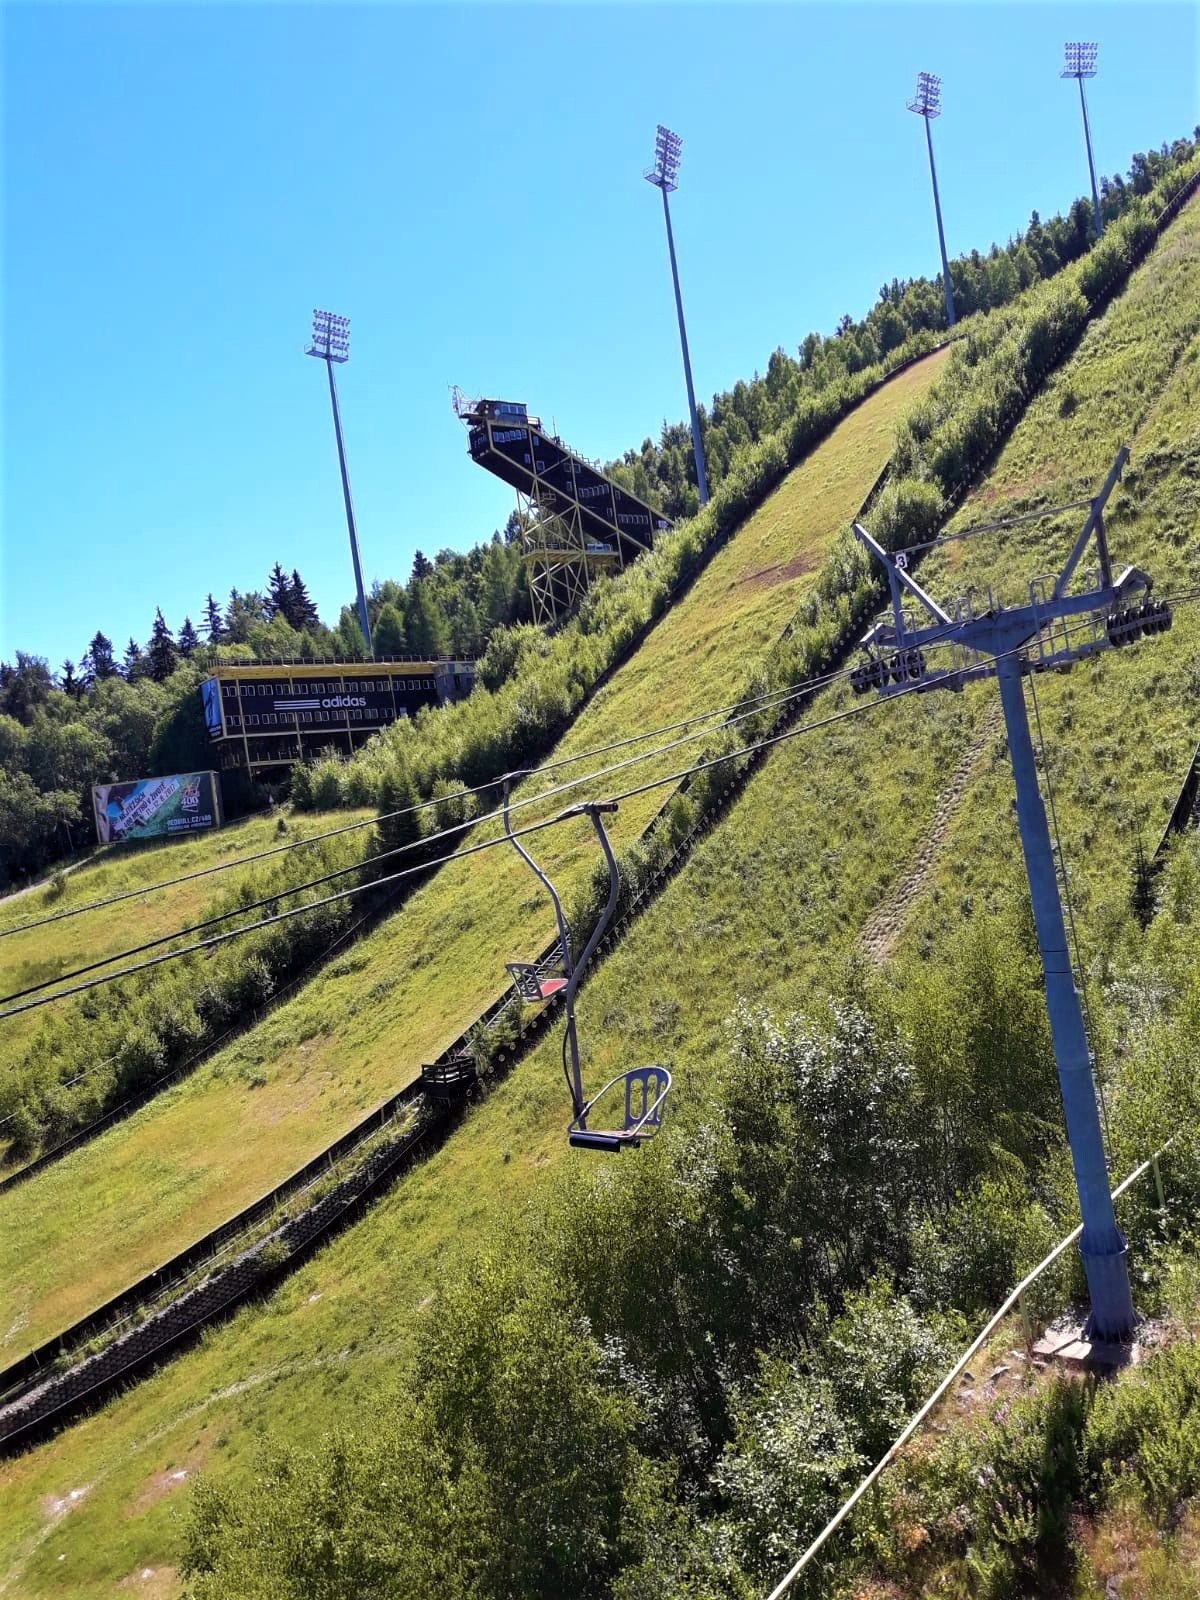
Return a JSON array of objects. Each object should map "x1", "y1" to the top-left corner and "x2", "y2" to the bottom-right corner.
[
  {"x1": 907, "y1": 72, "x2": 956, "y2": 330},
  {"x1": 1062, "y1": 42, "x2": 1104, "y2": 239},
  {"x1": 644, "y1": 124, "x2": 709, "y2": 507},
  {"x1": 306, "y1": 309, "x2": 373, "y2": 658}
]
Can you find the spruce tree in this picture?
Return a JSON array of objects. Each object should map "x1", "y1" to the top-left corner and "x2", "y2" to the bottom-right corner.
[
  {"x1": 178, "y1": 616, "x2": 200, "y2": 658},
  {"x1": 203, "y1": 593, "x2": 224, "y2": 642},
  {"x1": 59, "y1": 659, "x2": 81, "y2": 699},
  {"x1": 266, "y1": 563, "x2": 292, "y2": 621},
  {"x1": 372, "y1": 602, "x2": 407, "y2": 658},
  {"x1": 81, "y1": 631, "x2": 116, "y2": 685},
  {"x1": 123, "y1": 638, "x2": 148, "y2": 680},
  {"x1": 403, "y1": 579, "x2": 447, "y2": 657},
  {"x1": 147, "y1": 608, "x2": 178, "y2": 681},
  {"x1": 410, "y1": 549, "x2": 433, "y2": 584},
  {"x1": 480, "y1": 542, "x2": 515, "y2": 633},
  {"x1": 333, "y1": 605, "x2": 368, "y2": 660},
  {"x1": 289, "y1": 570, "x2": 320, "y2": 630},
  {"x1": 370, "y1": 765, "x2": 422, "y2": 881}
]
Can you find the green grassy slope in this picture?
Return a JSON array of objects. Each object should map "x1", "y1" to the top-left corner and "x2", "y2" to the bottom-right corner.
[
  {"x1": 2, "y1": 201, "x2": 1196, "y2": 1600},
  {"x1": 0, "y1": 810, "x2": 373, "y2": 1090},
  {"x1": 0, "y1": 350, "x2": 948, "y2": 1368}
]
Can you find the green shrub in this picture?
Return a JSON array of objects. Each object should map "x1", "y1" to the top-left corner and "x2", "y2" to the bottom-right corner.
[{"x1": 1084, "y1": 1335, "x2": 1200, "y2": 1517}]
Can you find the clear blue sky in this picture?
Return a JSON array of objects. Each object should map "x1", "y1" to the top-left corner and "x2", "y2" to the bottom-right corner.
[{"x1": 3, "y1": 2, "x2": 1196, "y2": 667}]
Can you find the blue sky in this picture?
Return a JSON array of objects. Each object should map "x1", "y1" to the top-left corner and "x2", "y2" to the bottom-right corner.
[{"x1": 3, "y1": 2, "x2": 1196, "y2": 667}]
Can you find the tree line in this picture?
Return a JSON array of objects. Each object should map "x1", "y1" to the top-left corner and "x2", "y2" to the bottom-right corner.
[{"x1": 0, "y1": 531, "x2": 528, "y2": 884}]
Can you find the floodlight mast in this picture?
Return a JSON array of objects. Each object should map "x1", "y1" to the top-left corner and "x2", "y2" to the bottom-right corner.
[
  {"x1": 907, "y1": 72, "x2": 956, "y2": 330},
  {"x1": 306, "y1": 309, "x2": 373, "y2": 658},
  {"x1": 852, "y1": 446, "x2": 1162, "y2": 1344},
  {"x1": 1062, "y1": 42, "x2": 1104, "y2": 239},
  {"x1": 644, "y1": 125, "x2": 709, "y2": 507}
]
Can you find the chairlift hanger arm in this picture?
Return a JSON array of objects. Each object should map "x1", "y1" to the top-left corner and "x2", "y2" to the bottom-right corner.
[
  {"x1": 564, "y1": 806, "x2": 621, "y2": 1005},
  {"x1": 502, "y1": 775, "x2": 573, "y2": 974},
  {"x1": 1052, "y1": 446, "x2": 1128, "y2": 600}
]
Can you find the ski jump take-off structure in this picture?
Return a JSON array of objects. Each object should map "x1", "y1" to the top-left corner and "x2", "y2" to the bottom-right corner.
[{"x1": 453, "y1": 391, "x2": 672, "y2": 626}]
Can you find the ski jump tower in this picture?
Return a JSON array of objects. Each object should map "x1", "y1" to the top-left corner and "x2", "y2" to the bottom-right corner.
[{"x1": 453, "y1": 392, "x2": 672, "y2": 626}]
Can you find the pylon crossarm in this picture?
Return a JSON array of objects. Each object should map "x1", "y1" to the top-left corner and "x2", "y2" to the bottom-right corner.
[
  {"x1": 853, "y1": 522, "x2": 952, "y2": 627},
  {"x1": 1052, "y1": 446, "x2": 1128, "y2": 599}
]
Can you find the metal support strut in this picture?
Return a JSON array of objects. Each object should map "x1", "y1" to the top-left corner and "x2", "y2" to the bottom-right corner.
[{"x1": 996, "y1": 654, "x2": 1134, "y2": 1338}]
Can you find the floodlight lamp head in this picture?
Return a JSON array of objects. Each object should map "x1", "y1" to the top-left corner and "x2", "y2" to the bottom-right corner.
[
  {"x1": 644, "y1": 123, "x2": 682, "y2": 191},
  {"x1": 1061, "y1": 40, "x2": 1098, "y2": 78},
  {"x1": 906, "y1": 69, "x2": 942, "y2": 118},
  {"x1": 306, "y1": 307, "x2": 350, "y2": 363}
]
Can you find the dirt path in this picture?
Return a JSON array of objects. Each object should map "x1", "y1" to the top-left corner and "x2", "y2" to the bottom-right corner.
[{"x1": 861, "y1": 703, "x2": 1001, "y2": 964}]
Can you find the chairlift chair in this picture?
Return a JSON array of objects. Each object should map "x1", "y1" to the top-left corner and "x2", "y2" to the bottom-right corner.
[
  {"x1": 502, "y1": 777, "x2": 672, "y2": 1152},
  {"x1": 505, "y1": 958, "x2": 569, "y2": 1004}
]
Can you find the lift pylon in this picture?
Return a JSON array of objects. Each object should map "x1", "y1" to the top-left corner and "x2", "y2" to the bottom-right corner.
[{"x1": 852, "y1": 447, "x2": 1168, "y2": 1344}]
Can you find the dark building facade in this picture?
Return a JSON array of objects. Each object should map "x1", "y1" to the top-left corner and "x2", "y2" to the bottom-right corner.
[{"x1": 201, "y1": 658, "x2": 475, "y2": 778}]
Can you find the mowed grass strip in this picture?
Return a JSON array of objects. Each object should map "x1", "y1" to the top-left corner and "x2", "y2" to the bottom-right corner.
[
  {"x1": 3, "y1": 209, "x2": 1198, "y2": 1598},
  {"x1": 0, "y1": 810, "x2": 375, "y2": 1085},
  {"x1": 0, "y1": 350, "x2": 949, "y2": 1367}
]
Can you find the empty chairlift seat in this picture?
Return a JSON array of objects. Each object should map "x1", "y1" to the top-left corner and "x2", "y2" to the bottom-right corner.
[
  {"x1": 505, "y1": 957, "x2": 568, "y2": 1003},
  {"x1": 568, "y1": 1064, "x2": 672, "y2": 1151},
  {"x1": 502, "y1": 778, "x2": 672, "y2": 1153}
]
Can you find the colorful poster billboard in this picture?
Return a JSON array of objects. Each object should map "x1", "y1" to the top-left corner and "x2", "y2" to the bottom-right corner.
[{"x1": 92, "y1": 771, "x2": 223, "y2": 845}]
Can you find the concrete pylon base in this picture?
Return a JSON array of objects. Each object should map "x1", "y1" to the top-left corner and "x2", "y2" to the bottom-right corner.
[{"x1": 1033, "y1": 1323, "x2": 1141, "y2": 1372}]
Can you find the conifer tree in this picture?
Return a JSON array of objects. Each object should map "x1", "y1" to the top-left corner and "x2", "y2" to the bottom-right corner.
[
  {"x1": 81, "y1": 631, "x2": 117, "y2": 685},
  {"x1": 403, "y1": 579, "x2": 447, "y2": 657},
  {"x1": 202, "y1": 593, "x2": 224, "y2": 642},
  {"x1": 371, "y1": 764, "x2": 422, "y2": 872},
  {"x1": 178, "y1": 616, "x2": 200, "y2": 658},
  {"x1": 123, "y1": 638, "x2": 148, "y2": 680},
  {"x1": 289, "y1": 570, "x2": 320, "y2": 630},
  {"x1": 410, "y1": 549, "x2": 433, "y2": 584},
  {"x1": 480, "y1": 541, "x2": 516, "y2": 633},
  {"x1": 59, "y1": 660, "x2": 81, "y2": 699},
  {"x1": 266, "y1": 562, "x2": 292, "y2": 621},
  {"x1": 372, "y1": 602, "x2": 407, "y2": 658},
  {"x1": 147, "y1": 608, "x2": 178, "y2": 682}
]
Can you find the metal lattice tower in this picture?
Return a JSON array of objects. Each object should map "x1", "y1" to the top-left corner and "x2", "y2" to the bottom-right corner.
[
  {"x1": 852, "y1": 447, "x2": 1174, "y2": 1343},
  {"x1": 453, "y1": 392, "x2": 670, "y2": 626}
]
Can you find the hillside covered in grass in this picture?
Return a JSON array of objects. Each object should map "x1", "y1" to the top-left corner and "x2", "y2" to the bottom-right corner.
[
  {"x1": 0, "y1": 349, "x2": 948, "y2": 1365},
  {"x1": 0, "y1": 806, "x2": 377, "y2": 1161},
  {"x1": 1, "y1": 179, "x2": 1197, "y2": 1600}
]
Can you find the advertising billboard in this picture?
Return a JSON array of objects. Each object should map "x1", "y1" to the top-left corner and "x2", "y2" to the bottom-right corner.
[{"x1": 92, "y1": 771, "x2": 223, "y2": 845}]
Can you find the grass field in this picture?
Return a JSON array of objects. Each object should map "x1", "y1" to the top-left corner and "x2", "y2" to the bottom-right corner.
[
  {"x1": 1, "y1": 201, "x2": 1196, "y2": 1600},
  {"x1": 0, "y1": 349, "x2": 948, "y2": 1372},
  {"x1": 0, "y1": 810, "x2": 374, "y2": 1094}
]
